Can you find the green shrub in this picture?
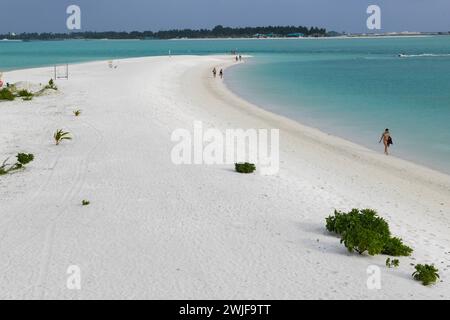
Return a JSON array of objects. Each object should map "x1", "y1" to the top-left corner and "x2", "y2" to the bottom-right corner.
[
  {"x1": 382, "y1": 237, "x2": 413, "y2": 257},
  {"x1": 413, "y1": 264, "x2": 440, "y2": 286},
  {"x1": 17, "y1": 153, "x2": 34, "y2": 165},
  {"x1": 0, "y1": 88, "x2": 15, "y2": 101},
  {"x1": 326, "y1": 209, "x2": 390, "y2": 238},
  {"x1": 386, "y1": 258, "x2": 400, "y2": 268},
  {"x1": 54, "y1": 129, "x2": 72, "y2": 145},
  {"x1": 18, "y1": 90, "x2": 33, "y2": 101},
  {"x1": 340, "y1": 223, "x2": 387, "y2": 255},
  {"x1": 82, "y1": 200, "x2": 90, "y2": 206},
  {"x1": 235, "y1": 162, "x2": 256, "y2": 174},
  {"x1": 45, "y1": 79, "x2": 58, "y2": 90},
  {"x1": 325, "y1": 209, "x2": 412, "y2": 256},
  {"x1": 73, "y1": 109, "x2": 82, "y2": 117},
  {"x1": 17, "y1": 89, "x2": 33, "y2": 97},
  {"x1": 0, "y1": 153, "x2": 34, "y2": 175}
]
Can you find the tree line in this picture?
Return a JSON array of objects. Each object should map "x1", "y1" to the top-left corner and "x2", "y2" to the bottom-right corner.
[{"x1": 1, "y1": 25, "x2": 328, "y2": 40}]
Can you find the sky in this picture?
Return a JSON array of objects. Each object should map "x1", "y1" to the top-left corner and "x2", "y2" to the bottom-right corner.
[{"x1": 0, "y1": 0, "x2": 449, "y2": 34}]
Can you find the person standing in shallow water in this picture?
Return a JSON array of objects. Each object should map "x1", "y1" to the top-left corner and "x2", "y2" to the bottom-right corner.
[{"x1": 379, "y1": 129, "x2": 393, "y2": 155}]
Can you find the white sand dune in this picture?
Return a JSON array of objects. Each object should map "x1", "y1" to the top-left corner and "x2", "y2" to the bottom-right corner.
[{"x1": 0, "y1": 55, "x2": 449, "y2": 299}]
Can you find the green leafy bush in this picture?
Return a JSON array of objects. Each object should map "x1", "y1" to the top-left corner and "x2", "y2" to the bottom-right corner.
[
  {"x1": 45, "y1": 79, "x2": 58, "y2": 90},
  {"x1": 413, "y1": 264, "x2": 440, "y2": 286},
  {"x1": 235, "y1": 162, "x2": 256, "y2": 174},
  {"x1": 327, "y1": 209, "x2": 390, "y2": 238},
  {"x1": 325, "y1": 209, "x2": 412, "y2": 256},
  {"x1": 54, "y1": 129, "x2": 72, "y2": 145},
  {"x1": 18, "y1": 90, "x2": 33, "y2": 101},
  {"x1": 0, "y1": 88, "x2": 15, "y2": 101},
  {"x1": 82, "y1": 200, "x2": 90, "y2": 206},
  {"x1": 17, "y1": 89, "x2": 33, "y2": 97},
  {"x1": 17, "y1": 153, "x2": 34, "y2": 165},
  {"x1": 386, "y1": 258, "x2": 400, "y2": 268},
  {"x1": 340, "y1": 223, "x2": 387, "y2": 255},
  {"x1": 0, "y1": 153, "x2": 35, "y2": 175},
  {"x1": 73, "y1": 109, "x2": 82, "y2": 117}
]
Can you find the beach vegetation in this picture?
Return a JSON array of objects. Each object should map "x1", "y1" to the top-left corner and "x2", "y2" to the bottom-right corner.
[
  {"x1": 17, "y1": 89, "x2": 33, "y2": 97},
  {"x1": 0, "y1": 153, "x2": 35, "y2": 176},
  {"x1": 0, "y1": 26, "x2": 328, "y2": 41},
  {"x1": 18, "y1": 89, "x2": 34, "y2": 101},
  {"x1": 235, "y1": 162, "x2": 256, "y2": 174},
  {"x1": 54, "y1": 129, "x2": 72, "y2": 145},
  {"x1": 412, "y1": 264, "x2": 440, "y2": 286},
  {"x1": 382, "y1": 237, "x2": 413, "y2": 256},
  {"x1": 73, "y1": 110, "x2": 82, "y2": 117},
  {"x1": 326, "y1": 209, "x2": 412, "y2": 256},
  {"x1": 82, "y1": 200, "x2": 90, "y2": 206},
  {"x1": 0, "y1": 88, "x2": 15, "y2": 101},
  {"x1": 386, "y1": 258, "x2": 400, "y2": 268},
  {"x1": 45, "y1": 79, "x2": 58, "y2": 90},
  {"x1": 340, "y1": 222, "x2": 387, "y2": 255}
]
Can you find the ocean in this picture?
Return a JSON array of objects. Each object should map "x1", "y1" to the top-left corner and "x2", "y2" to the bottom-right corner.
[{"x1": 1, "y1": 37, "x2": 450, "y2": 173}]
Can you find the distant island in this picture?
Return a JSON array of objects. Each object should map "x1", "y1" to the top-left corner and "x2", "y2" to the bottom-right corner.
[{"x1": 0, "y1": 25, "x2": 328, "y2": 40}]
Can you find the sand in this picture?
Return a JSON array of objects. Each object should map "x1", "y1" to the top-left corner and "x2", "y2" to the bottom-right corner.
[{"x1": 0, "y1": 55, "x2": 449, "y2": 299}]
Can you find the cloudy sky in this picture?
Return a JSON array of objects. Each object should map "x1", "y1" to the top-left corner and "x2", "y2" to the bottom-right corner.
[{"x1": 0, "y1": 0, "x2": 449, "y2": 34}]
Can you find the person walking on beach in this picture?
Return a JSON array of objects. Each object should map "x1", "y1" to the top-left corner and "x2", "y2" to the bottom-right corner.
[
  {"x1": 379, "y1": 128, "x2": 393, "y2": 155},
  {"x1": 212, "y1": 67, "x2": 217, "y2": 78},
  {"x1": 219, "y1": 69, "x2": 223, "y2": 79}
]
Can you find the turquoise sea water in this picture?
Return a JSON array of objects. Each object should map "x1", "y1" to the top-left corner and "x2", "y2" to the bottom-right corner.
[
  {"x1": 1, "y1": 37, "x2": 450, "y2": 173},
  {"x1": 225, "y1": 37, "x2": 450, "y2": 174}
]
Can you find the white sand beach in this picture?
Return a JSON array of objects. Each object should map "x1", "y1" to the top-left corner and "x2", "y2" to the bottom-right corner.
[{"x1": 1, "y1": 55, "x2": 449, "y2": 299}]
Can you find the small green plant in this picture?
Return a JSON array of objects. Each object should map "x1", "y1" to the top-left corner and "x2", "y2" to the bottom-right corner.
[
  {"x1": 325, "y1": 209, "x2": 413, "y2": 256},
  {"x1": 0, "y1": 88, "x2": 15, "y2": 101},
  {"x1": 0, "y1": 153, "x2": 35, "y2": 175},
  {"x1": 0, "y1": 159, "x2": 8, "y2": 175},
  {"x1": 73, "y1": 109, "x2": 82, "y2": 117},
  {"x1": 54, "y1": 129, "x2": 72, "y2": 145},
  {"x1": 17, "y1": 89, "x2": 33, "y2": 97},
  {"x1": 19, "y1": 90, "x2": 33, "y2": 101},
  {"x1": 412, "y1": 264, "x2": 440, "y2": 286},
  {"x1": 16, "y1": 153, "x2": 35, "y2": 166},
  {"x1": 386, "y1": 258, "x2": 400, "y2": 268},
  {"x1": 235, "y1": 162, "x2": 256, "y2": 174},
  {"x1": 45, "y1": 79, "x2": 58, "y2": 90},
  {"x1": 82, "y1": 200, "x2": 90, "y2": 206}
]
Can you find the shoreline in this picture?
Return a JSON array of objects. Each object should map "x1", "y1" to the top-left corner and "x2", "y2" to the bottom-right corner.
[
  {"x1": 222, "y1": 59, "x2": 450, "y2": 177},
  {"x1": 216, "y1": 58, "x2": 450, "y2": 186},
  {"x1": 1, "y1": 56, "x2": 449, "y2": 299},
  {"x1": 2, "y1": 54, "x2": 449, "y2": 180}
]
